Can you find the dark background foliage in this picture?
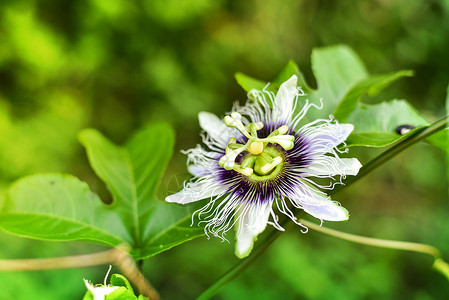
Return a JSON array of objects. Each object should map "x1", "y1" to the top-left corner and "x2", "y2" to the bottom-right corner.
[{"x1": 0, "y1": 0, "x2": 448, "y2": 299}]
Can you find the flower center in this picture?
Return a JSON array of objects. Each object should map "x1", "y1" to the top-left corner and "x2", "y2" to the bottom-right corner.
[{"x1": 218, "y1": 112, "x2": 294, "y2": 178}]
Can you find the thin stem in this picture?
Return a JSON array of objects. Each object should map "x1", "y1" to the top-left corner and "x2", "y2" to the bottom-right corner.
[
  {"x1": 113, "y1": 249, "x2": 159, "y2": 300},
  {"x1": 0, "y1": 248, "x2": 117, "y2": 271},
  {"x1": 0, "y1": 246, "x2": 159, "y2": 300},
  {"x1": 300, "y1": 218, "x2": 449, "y2": 280},
  {"x1": 300, "y1": 219, "x2": 440, "y2": 257}
]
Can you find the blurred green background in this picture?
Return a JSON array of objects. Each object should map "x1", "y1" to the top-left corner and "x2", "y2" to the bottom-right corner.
[{"x1": 0, "y1": 0, "x2": 448, "y2": 299}]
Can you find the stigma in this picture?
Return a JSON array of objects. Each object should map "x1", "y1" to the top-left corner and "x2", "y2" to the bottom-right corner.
[{"x1": 218, "y1": 112, "x2": 294, "y2": 177}]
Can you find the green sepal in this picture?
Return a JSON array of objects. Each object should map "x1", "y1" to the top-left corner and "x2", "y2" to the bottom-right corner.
[{"x1": 83, "y1": 273, "x2": 149, "y2": 300}]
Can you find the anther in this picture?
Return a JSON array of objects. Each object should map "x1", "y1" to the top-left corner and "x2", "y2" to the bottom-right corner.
[
  {"x1": 234, "y1": 165, "x2": 253, "y2": 176},
  {"x1": 260, "y1": 156, "x2": 282, "y2": 174},
  {"x1": 278, "y1": 125, "x2": 289, "y2": 135},
  {"x1": 245, "y1": 122, "x2": 264, "y2": 133},
  {"x1": 224, "y1": 113, "x2": 251, "y2": 138},
  {"x1": 226, "y1": 138, "x2": 246, "y2": 153},
  {"x1": 219, "y1": 147, "x2": 245, "y2": 170},
  {"x1": 231, "y1": 112, "x2": 242, "y2": 120},
  {"x1": 227, "y1": 143, "x2": 244, "y2": 150},
  {"x1": 224, "y1": 115, "x2": 237, "y2": 127},
  {"x1": 264, "y1": 135, "x2": 295, "y2": 150},
  {"x1": 241, "y1": 155, "x2": 257, "y2": 169},
  {"x1": 259, "y1": 152, "x2": 274, "y2": 163},
  {"x1": 225, "y1": 137, "x2": 237, "y2": 155},
  {"x1": 254, "y1": 122, "x2": 264, "y2": 130}
]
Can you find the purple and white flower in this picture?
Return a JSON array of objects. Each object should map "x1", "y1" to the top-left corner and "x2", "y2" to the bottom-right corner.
[{"x1": 166, "y1": 75, "x2": 362, "y2": 258}]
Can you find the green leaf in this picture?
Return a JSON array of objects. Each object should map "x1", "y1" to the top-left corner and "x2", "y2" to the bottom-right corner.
[
  {"x1": 105, "y1": 287, "x2": 136, "y2": 300},
  {"x1": 235, "y1": 61, "x2": 310, "y2": 95},
  {"x1": 235, "y1": 45, "x2": 369, "y2": 107},
  {"x1": 79, "y1": 123, "x2": 204, "y2": 259},
  {"x1": 272, "y1": 60, "x2": 312, "y2": 92},
  {"x1": 236, "y1": 45, "x2": 410, "y2": 124},
  {"x1": 133, "y1": 201, "x2": 201, "y2": 258},
  {"x1": 108, "y1": 274, "x2": 149, "y2": 300},
  {"x1": 345, "y1": 100, "x2": 429, "y2": 147},
  {"x1": 78, "y1": 125, "x2": 170, "y2": 247},
  {"x1": 110, "y1": 274, "x2": 135, "y2": 290},
  {"x1": 333, "y1": 70, "x2": 414, "y2": 122},
  {"x1": 1, "y1": 174, "x2": 131, "y2": 246},
  {"x1": 83, "y1": 273, "x2": 149, "y2": 300},
  {"x1": 310, "y1": 45, "x2": 368, "y2": 115},
  {"x1": 1, "y1": 123, "x2": 204, "y2": 259},
  {"x1": 290, "y1": 45, "x2": 369, "y2": 122},
  {"x1": 426, "y1": 129, "x2": 449, "y2": 151},
  {"x1": 236, "y1": 46, "x2": 431, "y2": 149},
  {"x1": 235, "y1": 73, "x2": 271, "y2": 93},
  {"x1": 307, "y1": 46, "x2": 415, "y2": 123}
]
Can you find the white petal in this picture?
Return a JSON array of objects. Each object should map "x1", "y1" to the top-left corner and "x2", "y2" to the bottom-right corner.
[
  {"x1": 305, "y1": 157, "x2": 362, "y2": 177},
  {"x1": 235, "y1": 202, "x2": 271, "y2": 258},
  {"x1": 198, "y1": 112, "x2": 233, "y2": 146},
  {"x1": 83, "y1": 279, "x2": 119, "y2": 300},
  {"x1": 272, "y1": 75, "x2": 298, "y2": 123},
  {"x1": 165, "y1": 180, "x2": 227, "y2": 204},
  {"x1": 187, "y1": 164, "x2": 208, "y2": 177},
  {"x1": 291, "y1": 188, "x2": 349, "y2": 221},
  {"x1": 308, "y1": 123, "x2": 354, "y2": 152},
  {"x1": 301, "y1": 200, "x2": 349, "y2": 221}
]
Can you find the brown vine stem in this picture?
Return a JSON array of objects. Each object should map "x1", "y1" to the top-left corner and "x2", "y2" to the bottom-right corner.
[{"x1": 0, "y1": 246, "x2": 159, "y2": 300}]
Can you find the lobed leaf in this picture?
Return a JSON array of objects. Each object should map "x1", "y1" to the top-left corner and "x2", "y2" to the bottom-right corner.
[
  {"x1": 333, "y1": 70, "x2": 413, "y2": 122},
  {"x1": 79, "y1": 123, "x2": 204, "y2": 258},
  {"x1": 0, "y1": 123, "x2": 204, "y2": 258},
  {"x1": 308, "y1": 45, "x2": 368, "y2": 118},
  {"x1": 235, "y1": 73, "x2": 271, "y2": 93},
  {"x1": 235, "y1": 45, "x2": 427, "y2": 149}
]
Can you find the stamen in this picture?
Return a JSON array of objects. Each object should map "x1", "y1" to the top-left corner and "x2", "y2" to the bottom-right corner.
[
  {"x1": 260, "y1": 156, "x2": 282, "y2": 174},
  {"x1": 233, "y1": 165, "x2": 253, "y2": 176},
  {"x1": 266, "y1": 125, "x2": 289, "y2": 138},
  {"x1": 278, "y1": 125, "x2": 289, "y2": 135},
  {"x1": 224, "y1": 112, "x2": 251, "y2": 139},
  {"x1": 241, "y1": 155, "x2": 257, "y2": 169},
  {"x1": 220, "y1": 113, "x2": 296, "y2": 177},
  {"x1": 259, "y1": 152, "x2": 274, "y2": 163},
  {"x1": 225, "y1": 137, "x2": 237, "y2": 154},
  {"x1": 219, "y1": 147, "x2": 246, "y2": 170},
  {"x1": 245, "y1": 122, "x2": 264, "y2": 136},
  {"x1": 227, "y1": 142, "x2": 244, "y2": 150},
  {"x1": 254, "y1": 122, "x2": 264, "y2": 130},
  {"x1": 264, "y1": 135, "x2": 295, "y2": 150},
  {"x1": 250, "y1": 123, "x2": 259, "y2": 137},
  {"x1": 254, "y1": 153, "x2": 282, "y2": 176}
]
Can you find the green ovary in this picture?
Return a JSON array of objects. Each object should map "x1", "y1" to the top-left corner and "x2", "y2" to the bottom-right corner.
[{"x1": 241, "y1": 147, "x2": 284, "y2": 181}]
